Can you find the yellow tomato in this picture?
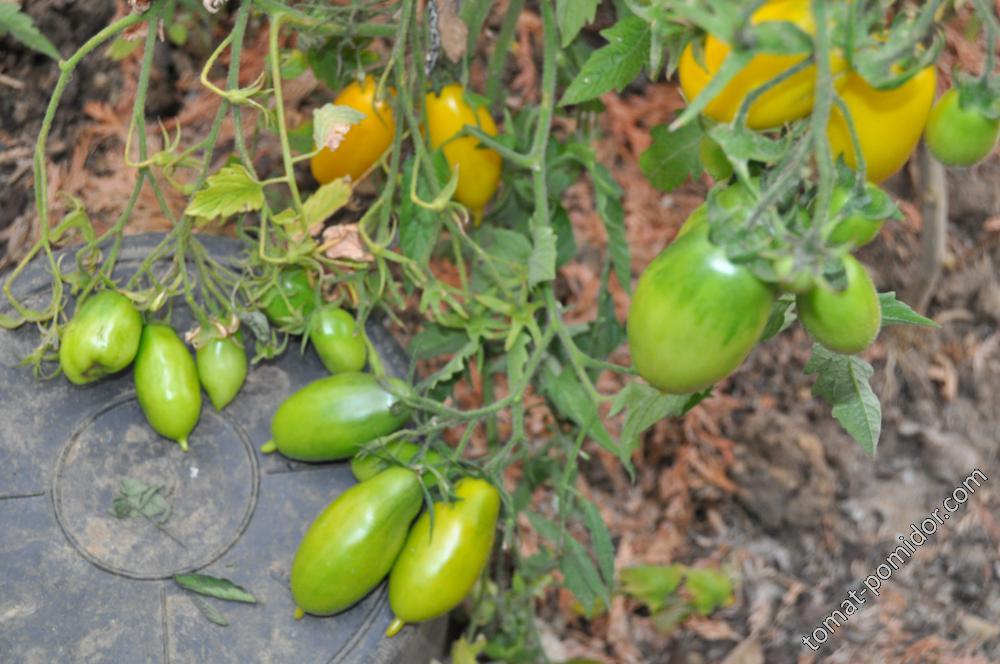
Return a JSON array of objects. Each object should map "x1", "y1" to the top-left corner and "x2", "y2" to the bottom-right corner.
[
  {"x1": 424, "y1": 84, "x2": 502, "y2": 220},
  {"x1": 827, "y1": 66, "x2": 936, "y2": 182},
  {"x1": 310, "y1": 76, "x2": 396, "y2": 184},
  {"x1": 678, "y1": 0, "x2": 847, "y2": 130}
]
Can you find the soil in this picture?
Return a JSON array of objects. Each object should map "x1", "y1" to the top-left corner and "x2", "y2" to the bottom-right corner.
[{"x1": 2, "y1": 4, "x2": 998, "y2": 664}]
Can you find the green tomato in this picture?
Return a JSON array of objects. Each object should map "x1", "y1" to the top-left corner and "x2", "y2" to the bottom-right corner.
[
  {"x1": 628, "y1": 223, "x2": 774, "y2": 394},
  {"x1": 826, "y1": 184, "x2": 885, "y2": 248},
  {"x1": 134, "y1": 324, "x2": 202, "y2": 451},
  {"x1": 925, "y1": 89, "x2": 1000, "y2": 168},
  {"x1": 386, "y1": 477, "x2": 501, "y2": 636},
  {"x1": 262, "y1": 267, "x2": 317, "y2": 328},
  {"x1": 196, "y1": 332, "x2": 247, "y2": 411},
  {"x1": 309, "y1": 306, "x2": 367, "y2": 373},
  {"x1": 291, "y1": 467, "x2": 423, "y2": 616},
  {"x1": 677, "y1": 179, "x2": 756, "y2": 239},
  {"x1": 350, "y1": 440, "x2": 445, "y2": 489},
  {"x1": 59, "y1": 290, "x2": 142, "y2": 385},
  {"x1": 796, "y1": 255, "x2": 881, "y2": 354},
  {"x1": 261, "y1": 372, "x2": 410, "y2": 462}
]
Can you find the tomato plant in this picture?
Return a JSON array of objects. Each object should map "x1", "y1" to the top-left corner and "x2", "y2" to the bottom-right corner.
[{"x1": 925, "y1": 88, "x2": 1000, "y2": 167}]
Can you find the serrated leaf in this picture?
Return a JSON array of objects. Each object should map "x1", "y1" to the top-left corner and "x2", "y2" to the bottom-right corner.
[
  {"x1": 560, "y1": 17, "x2": 651, "y2": 106},
  {"x1": 185, "y1": 165, "x2": 264, "y2": 222},
  {"x1": 610, "y1": 382, "x2": 693, "y2": 454},
  {"x1": 0, "y1": 2, "x2": 61, "y2": 61},
  {"x1": 640, "y1": 123, "x2": 703, "y2": 193},
  {"x1": 174, "y1": 573, "x2": 257, "y2": 604},
  {"x1": 551, "y1": 205, "x2": 578, "y2": 268},
  {"x1": 620, "y1": 565, "x2": 684, "y2": 612},
  {"x1": 878, "y1": 292, "x2": 937, "y2": 328},
  {"x1": 804, "y1": 344, "x2": 881, "y2": 454},
  {"x1": 541, "y1": 366, "x2": 626, "y2": 464},
  {"x1": 410, "y1": 324, "x2": 470, "y2": 360},
  {"x1": 556, "y1": 0, "x2": 600, "y2": 48},
  {"x1": 312, "y1": 103, "x2": 366, "y2": 152},
  {"x1": 580, "y1": 498, "x2": 615, "y2": 586},
  {"x1": 683, "y1": 568, "x2": 734, "y2": 615},
  {"x1": 399, "y1": 158, "x2": 442, "y2": 264},
  {"x1": 189, "y1": 595, "x2": 229, "y2": 627},
  {"x1": 527, "y1": 513, "x2": 610, "y2": 616},
  {"x1": 590, "y1": 164, "x2": 631, "y2": 292},
  {"x1": 527, "y1": 225, "x2": 557, "y2": 287},
  {"x1": 759, "y1": 294, "x2": 797, "y2": 342},
  {"x1": 302, "y1": 179, "x2": 351, "y2": 230}
]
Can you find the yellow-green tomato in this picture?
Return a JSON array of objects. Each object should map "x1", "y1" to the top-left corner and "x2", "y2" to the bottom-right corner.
[
  {"x1": 291, "y1": 468, "x2": 423, "y2": 616},
  {"x1": 796, "y1": 255, "x2": 881, "y2": 354},
  {"x1": 134, "y1": 324, "x2": 202, "y2": 451},
  {"x1": 196, "y1": 332, "x2": 247, "y2": 411},
  {"x1": 386, "y1": 477, "x2": 501, "y2": 636},
  {"x1": 424, "y1": 84, "x2": 502, "y2": 220},
  {"x1": 59, "y1": 290, "x2": 142, "y2": 385},
  {"x1": 309, "y1": 306, "x2": 367, "y2": 374}
]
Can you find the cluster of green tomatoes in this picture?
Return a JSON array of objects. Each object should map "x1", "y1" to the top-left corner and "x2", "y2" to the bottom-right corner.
[{"x1": 58, "y1": 263, "x2": 500, "y2": 635}]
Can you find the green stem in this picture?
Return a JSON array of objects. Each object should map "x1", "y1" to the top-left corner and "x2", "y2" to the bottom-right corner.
[{"x1": 268, "y1": 13, "x2": 306, "y2": 232}]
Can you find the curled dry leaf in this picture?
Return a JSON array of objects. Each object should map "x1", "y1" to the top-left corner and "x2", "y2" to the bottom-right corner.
[
  {"x1": 129, "y1": 0, "x2": 152, "y2": 13},
  {"x1": 321, "y1": 223, "x2": 374, "y2": 263},
  {"x1": 437, "y1": 0, "x2": 468, "y2": 63},
  {"x1": 204, "y1": 0, "x2": 229, "y2": 13}
]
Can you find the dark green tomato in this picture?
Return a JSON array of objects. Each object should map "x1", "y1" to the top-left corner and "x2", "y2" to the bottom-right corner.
[
  {"x1": 59, "y1": 290, "x2": 142, "y2": 385},
  {"x1": 351, "y1": 440, "x2": 445, "y2": 489},
  {"x1": 291, "y1": 467, "x2": 422, "y2": 616},
  {"x1": 796, "y1": 255, "x2": 881, "y2": 354},
  {"x1": 386, "y1": 477, "x2": 500, "y2": 636},
  {"x1": 826, "y1": 184, "x2": 885, "y2": 248},
  {"x1": 309, "y1": 306, "x2": 367, "y2": 374},
  {"x1": 134, "y1": 325, "x2": 202, "y2": 451},
  {"x1": 196, "y1": 333, "x2": 247, "y2": 411},
  {"x1": 262, "y1": 267, "x2": 317, "y2": 328},
  {"x1": 261, "y1": 372, "x2": 410, "y2": 462},
  {"x1": 628, "y1": 224, "x2": 774, "y2": 394},
  {"x1": 925, "y1": 89, "x2": 1000, "y2": 168}
]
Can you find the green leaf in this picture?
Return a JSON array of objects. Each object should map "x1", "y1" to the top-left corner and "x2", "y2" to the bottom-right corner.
[
  {"x1": 280, "y1": 48, "x2": 308, "y2": 79},
  {"x1": 287, "y1": 119, "x2": 314, "y2": 154},
  {"x1": 759, "y1": 294, "x2": 797, "y2": 342},
  {"x1": 0, "y1": 2, "x2": 61, "y2": 61},
  {"x1": 527, "y1": 225, "x2": 557, "y2": 287},
  {"x1": 541, "y1": 366, "x2": 626, "y2": 464},
  {"x1": 577, "y1": 264, "x2": 625, "y2": 362},
  {"x1": 580, "y1": 498, "x2": 615, "y2": 586},
  {"x1": 399, "y1": 158, "x2": 442, "y2": 264},
  {"x1": 551, "y1": 205, "x2": 578, "y2": 268},
  {"x1": 105, "y1": 37, "x2": 141, "y2": 61},
  {"x1": 410, "y1": 324, "x2": 470, "y2": 360},
  {"x1": 683, "y1": 568, "x2": 734, "y2": 615},
  {"x1": 640, "y1": 122, "x2": 703, "y2": 193},
  {"x1": 302, "y1": 179, "x2": 351, "y2": 228},
  {"x1": 556, "y1": 0, "x2": 600, "y2": 48},
  {"x1": 174, "y1": 573, "x2": 257, "y2": 604},
  {"x1": 590, "y1": 163, "x2": 632, "y2": 292},
  {"x1": 619, "y1": 565, "x2": 684, "y2": 612},
  {"x1": 804, "y1": 344, "x2": 881, "y2": 454},
  {"x1": 185, "y1": 165, "x2": 264, "y2": 222},
  {"x1": 610, "y1": 382, "x2": 693, "y2": 454},
  {"x1": 526, "y1": 513, "x2": 610, "y2": 615},
  {"x1": 878, "y1": 292, "x2": 937, "y2": 328},
  {"x1": 748, "y1": 20, "x2": 812, "y2": 55},
  {"x1": 166, "y1": 22, "x2": 188, "y2": 47},
  {"x1": 189, "y1": 595, "x2": 228, "y2": 627},
  {"x1": 559, "y1": 17, "x2": 651, "y2": 106},
  {"x1": 109, "y1": 478, "x2": 171, "y2": 525}
]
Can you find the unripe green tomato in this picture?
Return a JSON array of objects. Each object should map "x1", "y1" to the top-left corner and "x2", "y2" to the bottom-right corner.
[
  {"x1": 134, "y1": 324, "x2": 202, "y2": 451},
  {"x1": 262, "y1": 267, "x2": 317, "y2": 328},
  {"x1": 261, "y1": 372, "x2": 410, "y2": 462},
  {"x1": 826, "y1": 184, "x2": 884, "y2": 248},
  {"x1": 196, "y1": 332, "x2": 247, "y2": 411},
  {"x1": 59, "y1": 290, "x2": 142, "y2": 385},
  {"x1": 291, "y1": 467, "x2": 423, "y2": 616},
  {"x1": 350, "y1": 440, "x2": 445, "y2": 489},
  {"x1": 386, "y1": 477, "x2": 501, "y2": 636},
  {"x1": 925, "y1": 89, "x2": 1000, "y2": 168},
  {"x1": 628, "y1": 223, "x2": 774, "y2": 394},
  {"x1": 796, "y1": 255, "x2": 881, "y2": 354},
  {"x1": 309, "y1": 306, "x2": 367, "y2": 373}
]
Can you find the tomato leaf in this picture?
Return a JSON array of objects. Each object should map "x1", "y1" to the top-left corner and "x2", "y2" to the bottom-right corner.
[
  {"x1": 399, "y1": 157, "x2": 443, "y2": 265},
  {"x1": 759, "y1": 294, "x2": 797, "y2": 342},
  {"x1": 878, "y1": 292, "x2": 938, "y2": 328},
  {"x1": 527, "y1": 224, "x2": 557, "y2": 288},
  {"x1": 556, "y1": 0, "x2": 600, "y2": 48},
  {"x1": 610, "y1": 382, "x2": 698, "y2": 455},
  {"x1": 551, "y1": 205, "x2": 578, "y2": 269},
  {"x1": 620, "y1": 565, "x2": 684, "y2": 612},
  {"x1": 173, "y1": 573, "x2": 257, "y2": 604},
  {"x1": 541, "y1": 366, "x2": 626, "y2": 465},
  {"x1": 410, "y1": 324, "x2": 470, "y2": 360},
  {"x1": 0, "y1": 2, "x2": 61, "y2": 61},
  {"x1": 579, "y1": 497, "x2": 615, "y2": 587},
  {"x1": 577, "y1": 263, "x2": 625, "y2": 362},
  {"x1": 527, "y1": 513, "x2": 610, "y2": 616},
  {"x1": 185, "y1": 165, "x2": 264, "y2": 222},
  {"x1": 640, "y1": 123, "x2": 703, "y2": 193},
  {"x1": 559, "y1": 16, "x2": 651, "y2": 106},
  {"x1": 683, "y1": 568, "x2": 734, "y2": 615},
  {"x1": 302, "y1": 179, "x2": 351, "y2": 230},
  {"x1": 590, "y1": 162, "x2": 632, "y2": 293},
  {"x1": 189, "y1": 595, "x2": 229, "y2": 627},
  {"x1": 804, "y1": 344, "x2": 881, "y2": 454}
]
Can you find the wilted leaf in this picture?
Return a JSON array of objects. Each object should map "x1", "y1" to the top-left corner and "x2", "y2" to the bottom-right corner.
[
  {"x1": 174, "y1": 573, "x2": 256, "y2": 603},
  {"x1": 313, "y1": 103, "x2": 366, "y2": 152},
  {"x1": 321, "y1": 223, "x2": 373, "y2": 262}
]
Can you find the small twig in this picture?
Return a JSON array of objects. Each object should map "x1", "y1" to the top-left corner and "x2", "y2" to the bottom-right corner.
[{"x1": 0, "y1": 72, "x2": 25, "y2": 90}]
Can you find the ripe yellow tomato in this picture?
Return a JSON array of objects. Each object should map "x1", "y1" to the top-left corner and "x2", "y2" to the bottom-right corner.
[
  {"x1": 310, "y1": 76, "x2": 396, "y2": 184},
  {"x1": 424, "y1": 84, "x2": 502, "y2": 220},
  {"x1": 827, "y1": 66, "x2": 936, "y2": 183},
  {"x1": 678, "y1": 0, "x2": 847, "y2": 130}
]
